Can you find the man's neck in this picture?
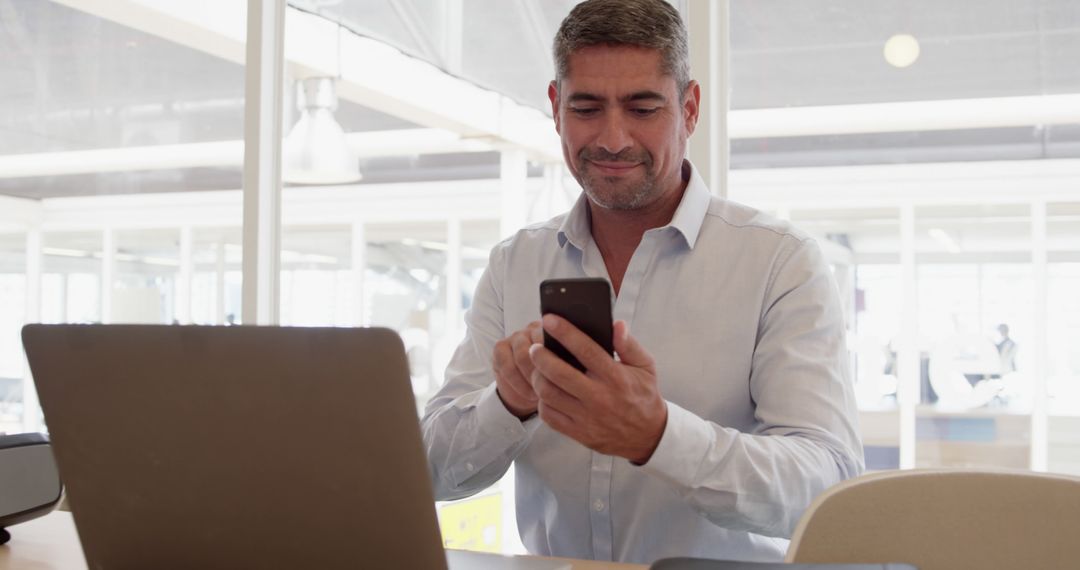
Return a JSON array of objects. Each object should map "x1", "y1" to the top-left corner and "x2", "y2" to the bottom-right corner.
[{"x1": 589, "y1": 177, "x2": 688, "y2": 295}]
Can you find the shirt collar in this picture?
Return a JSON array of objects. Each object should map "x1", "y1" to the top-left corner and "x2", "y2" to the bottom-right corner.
[
  {"x1": 557, "y1": 189, "x2": 593, "y2": 251},
  {"x1": 557, "y1": 160, "x2": 711, "y2": 251},
  {"x1": 663, "y1": 160, "x2": 710, "y2": 249}
]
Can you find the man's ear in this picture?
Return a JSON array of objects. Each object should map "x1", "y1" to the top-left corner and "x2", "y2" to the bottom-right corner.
[
  {"x1": 682, "y1": 80, "x2": 701, "y2": 136},
  {"x1": 548, "y1": 80, "x2": 561, "y2": 134}
]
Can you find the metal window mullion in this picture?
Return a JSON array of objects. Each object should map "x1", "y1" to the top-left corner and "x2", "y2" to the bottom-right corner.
[
  {"x1": 446, "y1": 217, "x2": 463, "y2": 343},
  {"x1": 687, "y1": 0, "x2": 729, "y2": 198},
  {"x1": 438, "y1": 0, "x2": 464, "y2": 74},
  {"x1": 242, "y1": 0, "x2": 285, "y2": 325},
  {"x1": 351, "y1": 221, "x2": 367, "y2": 326},
  {"x1": 215, "y1": 240, "x2": 227, "y2": 324},
  {"x1": 22, "y1": 227, "x2": 43, "y2": 433},
  {"x1": 177, "y1": 226, "x2": 193, "y2": 324},
  {"x1": 898, "y1": 204, "x2": 918, "y2": 469},
  {"x1": 102, "y1": 227, "x2": 115, "y2": 324},
  {"x1": 1031, "y1": 201, "x2": 1049, "y2": 471}
]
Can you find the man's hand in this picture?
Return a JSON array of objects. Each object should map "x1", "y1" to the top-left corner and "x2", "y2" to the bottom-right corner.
[
  {"x1": 492, "y1": 321, "x2": 544, "y2": 420},
  {"x1": 528, "y1": 315, "x2": 668, "y2": 464}
]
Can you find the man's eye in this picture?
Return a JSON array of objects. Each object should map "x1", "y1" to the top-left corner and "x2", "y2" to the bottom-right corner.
[
  {"x1": 570, "y1": 107, "x2": 600, "y2": 117},
  {"x1": 630, "y1": 107, "x2": 659, "y2": 117}
]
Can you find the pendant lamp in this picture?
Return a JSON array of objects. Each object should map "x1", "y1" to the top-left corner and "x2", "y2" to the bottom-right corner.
[{"x1": 283, "y1": 77, "x2": 362, "y2": 185}]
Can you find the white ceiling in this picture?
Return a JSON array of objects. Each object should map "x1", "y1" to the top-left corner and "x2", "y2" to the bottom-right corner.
[{"x1": 0, "y1": 0, "x2": 1078, "y2": 199}]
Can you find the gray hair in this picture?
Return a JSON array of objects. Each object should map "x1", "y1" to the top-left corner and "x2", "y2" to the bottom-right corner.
[{"x1": 553, "y1": 0, "x2": 690, "y2": 93}]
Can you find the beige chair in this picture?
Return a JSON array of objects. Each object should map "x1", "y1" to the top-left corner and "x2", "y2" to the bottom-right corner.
[{"x1": 786, "y1": 469, "x2": 1080, "y2": 570}]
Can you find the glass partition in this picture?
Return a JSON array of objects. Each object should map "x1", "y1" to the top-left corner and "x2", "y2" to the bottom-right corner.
[
  {"x1": 0, "y1": 0, "x2": 247, "y2": 430},
  {"x1": 1047, "y1": 200, "x2": 1080, "y2": 475},
  {"x1": 0, "y1": 233, "x2": 26, "y2": 434},
  {"x1": 730, "y1": 0, "x2": 1080, "y2": 473}
]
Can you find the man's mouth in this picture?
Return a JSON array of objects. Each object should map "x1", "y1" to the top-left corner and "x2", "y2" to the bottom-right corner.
[{"x1": 587, "y1": 160, "x2": 640, "y2": 176}]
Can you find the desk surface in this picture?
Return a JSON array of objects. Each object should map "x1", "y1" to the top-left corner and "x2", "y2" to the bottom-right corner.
[{"x1": 0, "y1": 512, "x2": 645, "y2": 570}]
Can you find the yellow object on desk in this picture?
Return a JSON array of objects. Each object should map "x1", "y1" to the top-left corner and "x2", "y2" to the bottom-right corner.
[{"x1": 439, "y1": 492, "x2": 503, "y2": 552}]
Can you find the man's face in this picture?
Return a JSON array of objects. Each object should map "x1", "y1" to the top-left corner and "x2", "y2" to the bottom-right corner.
[{"x1": 549, "y1": 45, "x2": 699, "y2": 211}]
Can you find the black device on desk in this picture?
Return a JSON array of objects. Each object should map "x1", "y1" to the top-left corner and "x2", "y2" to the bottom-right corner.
[
  {"x1": 0, "y1": 432, "x2": 63, "y2": 545},
  {"x1": 651, "y1": 559, "x2": 917, "y2": 570},
  {"x1": 539, "y1": 278, "x2": 614, "y2": 372}
]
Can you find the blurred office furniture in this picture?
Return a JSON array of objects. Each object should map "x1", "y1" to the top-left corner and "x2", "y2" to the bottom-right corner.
[
  {"x1": 1049, "y1": 416, "x2": 1080, "y2": 475},
  {"x1": 858, "y1": 409, "x2": 901, "y2": 471},
  {"x1": 786, "y1": 469, "x2": 1080, "y2": 570},
  {"x1": 914, "y1": 408, "x2": 1031, "y2": 469},
  {"x1": 0, "y1": 433, "x2": 63, "y2": 545}
]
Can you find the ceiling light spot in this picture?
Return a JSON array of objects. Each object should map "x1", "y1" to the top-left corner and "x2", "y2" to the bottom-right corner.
[{"x1": 884, "y1": 34, "x2": 920, "y2": 68}]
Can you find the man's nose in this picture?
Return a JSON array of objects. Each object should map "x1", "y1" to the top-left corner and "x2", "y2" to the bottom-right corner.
[{"x1": 595, "y1": 114, "x2": 633, "y2": 155}]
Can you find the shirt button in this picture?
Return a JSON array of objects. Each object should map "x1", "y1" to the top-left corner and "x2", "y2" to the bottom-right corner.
[
  {"x1": 593, "y1": 499, "x2": 605, "y2": 512},
  {"x1": 466, "y1": 462, "x2": 475, "y2": 472}
]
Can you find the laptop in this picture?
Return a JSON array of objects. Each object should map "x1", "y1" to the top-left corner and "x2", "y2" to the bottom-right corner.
[{"x1": 22, "y1": 324, "x2": 567, "y2": 570}]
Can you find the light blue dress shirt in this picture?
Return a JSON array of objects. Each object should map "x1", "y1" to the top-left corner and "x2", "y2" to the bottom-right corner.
[{"x1": 421, "y1": 161, "x2": 864, "y2": 564}]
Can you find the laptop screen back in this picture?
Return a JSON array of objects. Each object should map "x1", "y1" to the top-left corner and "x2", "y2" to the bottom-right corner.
[{"x1": 23, "y1": 324, "x2": 447, "y2": 570}]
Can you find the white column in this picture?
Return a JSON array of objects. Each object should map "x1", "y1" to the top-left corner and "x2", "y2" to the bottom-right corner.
[
  {"x1": 101, "y1": 227, "x2": 116, "y2": 324},
  {"x1": 59, "y1": 275, "x2": 68, "y2": 322},
  {"x1": 22, "y1": 228, "x2": 43, "y2": 433},
  {"x1": 216, "y1": 240, "x2": 227, "y2": 325},
  {"x1": 439, "y1": 0, "x2": 463, "y2": 74},
  {"x1": 177, "y1": 226, "x2": 194, "y2": 324},
  {"x1": 445, "y1": 217, "x2": 463, "y2": 340},
  {"x1": 24, "y1": 229, "x2": 41, "y2": 324},
  {"x1": 242, "y1": 0, "x2": 285, "y2": 325},
  {"x1": 351, "y1": 222, "x2": 367, "y2": 326},
  {"x1": 1031, "y1": 201, "x2": 1048, "y2": 471},
  {"x1": 687, "y1": 0, "x2": 730, "y2": 198},
  {"x1": 898, "y1": 204, "x2": 918, "y2": 469},
  {"x1": 500, "y1": 150, "x2": 528, "y2": 240}
]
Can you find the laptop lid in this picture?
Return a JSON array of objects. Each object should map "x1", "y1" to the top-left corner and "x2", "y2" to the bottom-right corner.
[{"x1": 22, "y1": 324, "x2": 447, "y2": 570}]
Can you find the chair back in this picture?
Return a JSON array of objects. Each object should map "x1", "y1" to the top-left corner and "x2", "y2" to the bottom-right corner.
[{"x1": 786, "y1": 469, "x2": 1080, "y2": 570}]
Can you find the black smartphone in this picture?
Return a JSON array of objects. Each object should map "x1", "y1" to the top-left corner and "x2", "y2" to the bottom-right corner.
[{"x1": 539, "y1": 278, "x2": 614, "y2": 372}]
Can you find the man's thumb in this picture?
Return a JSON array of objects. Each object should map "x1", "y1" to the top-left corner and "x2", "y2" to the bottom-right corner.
[{"x1": 613, "y1": 320, "x2": 653, "y2": 368}]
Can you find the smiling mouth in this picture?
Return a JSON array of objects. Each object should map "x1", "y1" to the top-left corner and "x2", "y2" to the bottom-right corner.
[{"x1": 588, "y1": 160, "x2": 641, "y2": 175}]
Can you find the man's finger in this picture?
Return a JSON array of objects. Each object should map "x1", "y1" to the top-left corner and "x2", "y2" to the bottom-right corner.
[
  {"x1": 612, "y1": 320, "x2": 654, "y2": 369},
  {"x1": 496, "y1": 368, "x2": 537, "y2": 404},
  {"x1": 530, "y1": 321, "x2": 544, "y2": 344},
  {"x1": 541, "y1": 314, "x2": 618, "y2": 377},
  {"x1": 531, "y1": 369, "x2": 585, "y2": 415},
  {"x1": 511, "y1": 330, "x2": 535, "y2": 379},
  {"x1": 528, "y1": 342, "x2": 591, "y2": 399},
  {"x1": 537, "y1": 399, "x2": 576, "y2": 435},
  {"x1": 493, "y1": 341, "x2": 537, "y2": 404},
  {"x1": 493, "y1": 342, "x2": 519, "y2": 383}
]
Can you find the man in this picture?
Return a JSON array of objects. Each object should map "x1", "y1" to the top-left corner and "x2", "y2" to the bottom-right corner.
[
  {"x1": 996, "y1": 323, "x2": 1018, "y2": 374},
  {"x1": 421, "y1": 0, "x2": 863, "y2": 563}
]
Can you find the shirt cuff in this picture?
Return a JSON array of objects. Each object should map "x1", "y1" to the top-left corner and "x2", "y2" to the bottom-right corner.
[
  {"x1": 636, "y1": 400, "x2": 718, "y2": 487},
  {"x1": 473, "y1": 383, "x2": 540, "y2": 442}
]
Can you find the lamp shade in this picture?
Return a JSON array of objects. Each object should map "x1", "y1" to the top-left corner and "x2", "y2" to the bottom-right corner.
[{"x1": 283, "y1": 77, "x2": 362, "y2": 185}]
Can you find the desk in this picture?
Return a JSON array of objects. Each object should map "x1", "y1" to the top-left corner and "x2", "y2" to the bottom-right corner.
[{"x1": 0, "y1": 512, "x2": 645, "y2": 570}]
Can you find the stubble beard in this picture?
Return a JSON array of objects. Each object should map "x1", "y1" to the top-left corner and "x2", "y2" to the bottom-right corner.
[{"x1": 576, "y1": 148, "x2": 657, "y2": 211}]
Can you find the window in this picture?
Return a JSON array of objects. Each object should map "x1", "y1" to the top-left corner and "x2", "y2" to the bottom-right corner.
[{"x1": 730, "y1": 0, "x2": 1080, "y2": 472}]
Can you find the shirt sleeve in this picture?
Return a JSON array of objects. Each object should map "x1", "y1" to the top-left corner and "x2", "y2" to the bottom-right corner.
[
  {"x1": 638, "y1": 237, "x2": 865, "y2": 538},
  {"x1": 420, "y1": 242, "x2": 541, "y2": 501}
]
